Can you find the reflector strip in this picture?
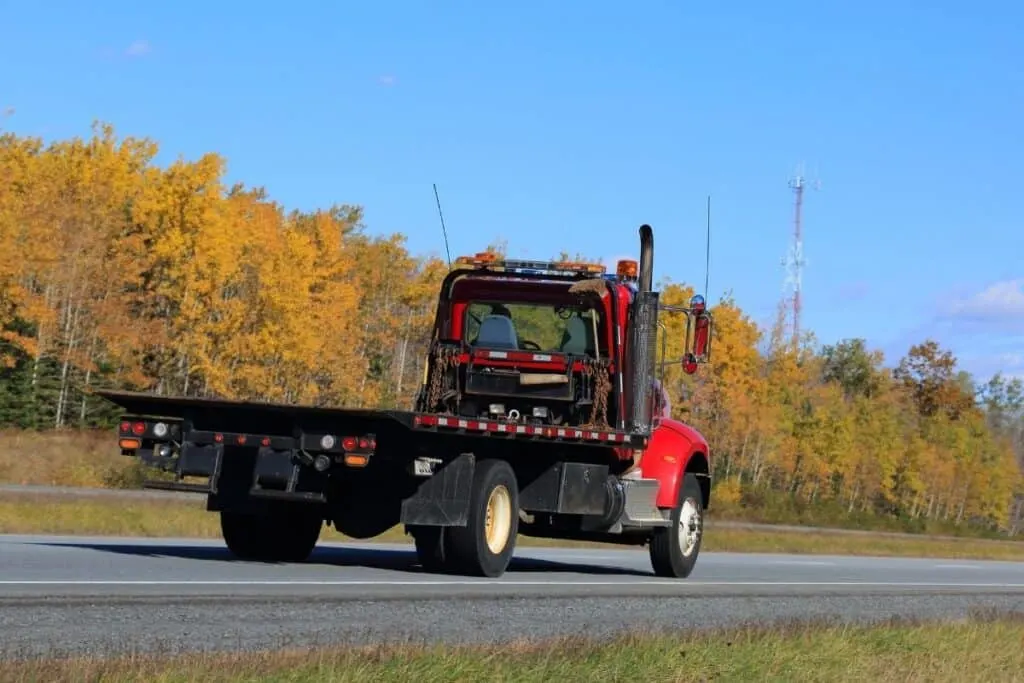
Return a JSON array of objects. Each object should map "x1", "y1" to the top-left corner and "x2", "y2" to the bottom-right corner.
[
  {"x1": 474, "y1": 350, "x2": 567, "y2": 364},
  {"x1": 415, "y1": 414, "x2": 628, "y2": 443}
]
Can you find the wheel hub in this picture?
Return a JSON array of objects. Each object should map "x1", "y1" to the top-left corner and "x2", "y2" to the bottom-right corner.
[
  {"x1": 484, "y1": 485, "x2": 513, "y2": 554},
  {"x1": 677, "y1": 497, "x2": 702, "y2": 557}
]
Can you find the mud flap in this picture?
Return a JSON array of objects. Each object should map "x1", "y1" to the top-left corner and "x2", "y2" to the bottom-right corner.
[
  {"x1": 251, "y1": 446, "x2": 298, "y2": 491},
  {"x1": 180, "y1": 442, "x2": 224, "y2": 481},
  {"x1": 400, "y1": 453, "x2": 475, "y2": 526},
  {"x1": 142, "y1": 441, "x2": 224, "y2": 494}
]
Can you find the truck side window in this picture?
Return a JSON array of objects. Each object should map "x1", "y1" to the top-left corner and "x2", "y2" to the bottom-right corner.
[{"x1": 559, "y1": 314, "x2": 595, "y2": 356}]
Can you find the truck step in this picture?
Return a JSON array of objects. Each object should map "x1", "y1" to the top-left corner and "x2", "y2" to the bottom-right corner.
[
  {"x1": 248, "y1": 488, "x2": 327, "y2": 503},
  {"x1": 142, "y1": 481, "x2": 213, "y2": 495},
  {"x1": 620, "y1": 478, "x2": 670, "y2": 526}
]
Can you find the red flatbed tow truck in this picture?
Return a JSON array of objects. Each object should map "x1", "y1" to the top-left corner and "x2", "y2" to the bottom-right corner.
[{"x1": 99, "y1": 224, "x2": 713, "y2": 578}]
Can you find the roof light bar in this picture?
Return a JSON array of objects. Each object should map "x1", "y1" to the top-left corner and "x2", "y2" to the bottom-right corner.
[{"x1": 454, "y1": 253, "x2": 606, "y2": 276}]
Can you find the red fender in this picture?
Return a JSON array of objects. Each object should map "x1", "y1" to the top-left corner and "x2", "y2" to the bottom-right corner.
[{"x1": 637, "y1": 419, "x2": 710, "y2": 508}]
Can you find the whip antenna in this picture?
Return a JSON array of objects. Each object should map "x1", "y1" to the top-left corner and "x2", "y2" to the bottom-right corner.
[
  {"x1": 433, "y1": 183, "x2": 452, "y2": 269},
  {"x1": 704, "y1": 194, "x2": 711, "y2": 301}
]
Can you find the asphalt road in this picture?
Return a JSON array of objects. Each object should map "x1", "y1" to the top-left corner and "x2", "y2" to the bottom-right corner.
[{"x1": 2, "y1": 533, "x2": 1024, "y2": 660}]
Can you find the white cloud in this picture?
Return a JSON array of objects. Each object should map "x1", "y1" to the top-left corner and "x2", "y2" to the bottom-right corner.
[
  {"x1": 949, "y1": 278, "x2": 1024, "y2": 319},
  {"x1": 124, "y1": 40, "x2": 151, "y2": 57},
  {"x1": 377, "y1": 74, "x2": 397, "y2": 86},
  {"x1": 997, "y1": 352, "x2": 1024, "y2": 367}
]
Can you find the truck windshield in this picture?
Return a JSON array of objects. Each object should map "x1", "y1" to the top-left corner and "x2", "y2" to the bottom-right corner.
[{"x1": 465, "y1": 301, "x2": 602, "y2": 357}]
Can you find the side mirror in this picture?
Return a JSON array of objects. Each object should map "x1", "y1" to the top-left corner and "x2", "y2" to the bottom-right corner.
[
  {"x1": 683, "y1": 294, "x2": 712, "y2": 375},
  {"x1": 654, "y1": 294, "x2": 713, "y2": 376}
]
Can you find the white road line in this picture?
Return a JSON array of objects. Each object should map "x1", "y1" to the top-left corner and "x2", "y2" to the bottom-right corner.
[{"x1": 0, "y1": 580, "x2": 1023, "y2": 588}]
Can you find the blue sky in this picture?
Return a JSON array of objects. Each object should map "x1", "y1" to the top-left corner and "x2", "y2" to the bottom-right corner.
[{"x1": 2, "y1": 1, "x2": 1022, "y2": 382}]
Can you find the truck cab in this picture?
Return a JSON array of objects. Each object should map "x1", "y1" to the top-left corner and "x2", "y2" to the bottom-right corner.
[{"x1": 405, "y1": 225, "x2": 714, "y2": 576}]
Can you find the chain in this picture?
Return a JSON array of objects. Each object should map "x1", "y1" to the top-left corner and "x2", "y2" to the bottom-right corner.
[
  {"x1": 425, "y1": 345, "x2": 461, "y2": 412},
  {"x1": 580, "y1": 357, "x2": 612, "y2": 429}
]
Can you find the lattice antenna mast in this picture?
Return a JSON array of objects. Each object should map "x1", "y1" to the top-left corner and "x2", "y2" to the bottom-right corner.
[{"x1": 781, "y1": 163, "x2": 819, "y2": 348}]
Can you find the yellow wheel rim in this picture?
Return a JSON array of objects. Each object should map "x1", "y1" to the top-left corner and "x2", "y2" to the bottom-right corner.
[{"x1": 484, "y1": 485, "x2": 513, "y2": 554}]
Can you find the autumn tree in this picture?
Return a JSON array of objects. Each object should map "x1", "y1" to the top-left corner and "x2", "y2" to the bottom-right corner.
[
  {"x1": 820, "y1": 338, "x2": 884, "y2": 400},
  {"x1": 893, "y1": 340, "x2": 976, "y2": 421}
]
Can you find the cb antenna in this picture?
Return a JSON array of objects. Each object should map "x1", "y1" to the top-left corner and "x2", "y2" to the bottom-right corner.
[
  {"x1": 432, "y1": 183, "x2": 452, "y2": 269},
  {"x1": 703, "y1": 194, "x2": 712, "y2": 303}
]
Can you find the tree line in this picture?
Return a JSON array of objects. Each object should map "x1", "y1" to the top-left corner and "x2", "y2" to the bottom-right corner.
[{"x1": 1, "y1": 123, "x2": 1020, "y2": 533}]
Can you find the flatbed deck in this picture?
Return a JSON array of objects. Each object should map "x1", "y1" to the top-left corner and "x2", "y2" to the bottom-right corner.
[{"x1": 96, "y1": 390, "x2": 647, "y2": 448}]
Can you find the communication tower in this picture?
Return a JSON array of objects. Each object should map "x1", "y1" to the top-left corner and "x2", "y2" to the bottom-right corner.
[{"x1": 781, "y1": 164, "x2": 819, "y2": 347}]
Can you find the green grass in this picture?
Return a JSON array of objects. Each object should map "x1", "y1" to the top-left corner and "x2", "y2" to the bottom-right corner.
[
  {"x1": 3, "y1": 612, "x2": 1023, "y2": 682},
  {"x1": 4, "y1": 493, "x2": 1024, "y2": 561}
]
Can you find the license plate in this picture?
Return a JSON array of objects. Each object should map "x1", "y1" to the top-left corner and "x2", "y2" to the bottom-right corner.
[{"x1": 412, "y1": 459, "x2": 435, "y2": 476}]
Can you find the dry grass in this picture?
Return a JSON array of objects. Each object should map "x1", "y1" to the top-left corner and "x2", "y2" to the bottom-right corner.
[
  {"x1": 2, "y1": 612, "x2": 1023, "y2": 682},
  {"x1": 0, "y1": 428, "x2": 145, "y2": 488},
  {"x1": 4, "y1": 494, "x2": 1024, "y2": 561}
]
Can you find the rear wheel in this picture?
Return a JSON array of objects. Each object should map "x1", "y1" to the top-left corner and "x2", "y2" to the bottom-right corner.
[
  {"x1": 649, "y1": 472, "x2": 703, "y2": 578},
  {"x1": 445, "y1": 459, "x2": 519, "y2": 577},
  {"x1": 220, "y1": 506, "x2": 323, "y2": 563}
]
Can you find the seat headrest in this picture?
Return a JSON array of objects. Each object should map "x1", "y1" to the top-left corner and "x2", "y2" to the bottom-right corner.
[{"x1": 475, "y1": 314, "x2": 519, "y2": 349}]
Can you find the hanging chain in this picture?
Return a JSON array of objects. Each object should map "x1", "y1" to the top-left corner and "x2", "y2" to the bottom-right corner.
[
  {"x1": 425, "y1": 345, "x2": 461, "y2": 412},
  {"x1": 580, "y1": 357, "x2": 612, "y2": 429}
]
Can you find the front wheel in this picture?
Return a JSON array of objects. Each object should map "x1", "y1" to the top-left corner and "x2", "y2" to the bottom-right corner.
[{"x1": 649, "y1": 472, "x2": 704, "y2": 578}]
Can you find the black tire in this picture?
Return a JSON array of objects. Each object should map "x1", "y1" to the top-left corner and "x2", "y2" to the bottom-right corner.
[
  {"x1": 649, "y1": 472, "x2": 704, "y2": 578},
  {"x1": 333, "y1": 507, "x2": 401, "y2": 540},
  {"x1": 445, "y1": 459, "x2": 519, "y2": 577},
  {"x1": 220, "y1": 507, "x2": 323, "y2": 563},
  {"x1": 408, "y1": 525, "x2": 450, "y2": 573}
]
